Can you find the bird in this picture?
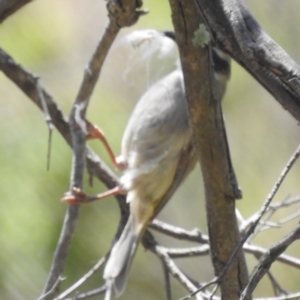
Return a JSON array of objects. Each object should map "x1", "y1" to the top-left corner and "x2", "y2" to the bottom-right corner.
[
  {"x1": 103, "y1": 31, "x2": 231, "y2": 296},
  {"x1": 63, "y1": 29, "x2": 231, "y2": 297},
  {"x1": 103, "y1": 67, "x2": 197, "y2": 295}
]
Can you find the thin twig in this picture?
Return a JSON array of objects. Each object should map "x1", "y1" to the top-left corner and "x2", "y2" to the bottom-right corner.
[
  {"x1": 278, "y1": 211, "x2": 300, "y2": 225},
  {"x1": 162, "y1": 261, "x2": 172, "y2": 300},
  {"x1": 178, "y1": 279, "x2": 218, "y2": 300},
  {"x1": 152, "y1": 218, "x2": 300, "y2": 268},
  {"x1": 243, "y1": 145, "x2": 300, "y2": 240},
  {"x1": 36, "y1": 80, "x2": 54, "y2": 171},
  {"x1": 254, "y1": 292, "x2": 300, "y2": 300},
  {"x1": 258, "y1": 210, "x2": 300, "y2": 233},
  {"x1": 166, "y1": 245, "x2": 210, "y2": 258},
  {"x1": 266, "y1": 271, "x2": 288, "y2": 297},
  {"x1": 142, "y1": 231, "x2": 207, "y2": 300},
  {"x1": 248, "y1": 195, "x2": 300, "y2": 233},
  {"x1": 209, "y1": 285, "x2": 218, "y2": 300},
  {"x1": 41, "y1": 203, "x2": 81, "y2": 298},
  {"x1": 270, "y1": 195, "x2": 300, "y2": 210},
  {"x1": 243, "y1": 244, "x2": 300, "y2": 269},
  {"x1": 55, "y1": 256, "x2": 107, "y2": 300},
  {"x1": 215, "y1": 144, "x2": 300, "y2": 294},
  {"x1": 252, "y1": 248, "x2": 288, "y2": 296},
  {"x1": 36, "y1": 80, "x2": 54, "y2": 131},
  {"x1": 240, "y1": 226, "x2": 300, "y2": 300},
  {"x1": 71, "y1": 19, "x2": 119, "y2": 116},
  {"x1": 181, "y1": 144, "x2": 300, "y2": 300},
  {"x1": 222, "y1": 144, "x2": 300, "y2": 281},
  {"x1": 150, "y1": 219, "x2": 208, "y2": 243},
  {"x1": 61, "y1": 285, "x2": 107, "y2": 300},
  {"x1": 37, "y1": 277, "x2": 66, "y2": 300},
  {"x1": 153, "y1": 245, "x2": 204, "y2": 300},
  {"x1": 154, "y1": 242, "x2": 300, "y2": 269}
]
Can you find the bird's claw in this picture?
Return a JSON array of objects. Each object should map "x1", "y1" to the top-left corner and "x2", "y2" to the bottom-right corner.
[{"x1": 62, "y1": 187, "x2": 92, "y2": 204}]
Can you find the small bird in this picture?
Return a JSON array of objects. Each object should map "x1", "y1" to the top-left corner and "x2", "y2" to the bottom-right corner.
[
  {"x1": 103, "y1": 66, "x2": 198, "y2": 295},
  {"x1": 103, "y1": 32, "x2": 231, "y2": 296},
  {"x1": 64, "y1": 30, "x2": 231, "y2": 297}
]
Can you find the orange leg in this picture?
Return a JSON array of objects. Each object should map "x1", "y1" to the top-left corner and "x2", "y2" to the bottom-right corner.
[
  {"x1": 85, "y1": 121, "x2": 126, "y2": 171},
  {"x1": 62, "y1": 186, "x2": 125, "y2": 204}
]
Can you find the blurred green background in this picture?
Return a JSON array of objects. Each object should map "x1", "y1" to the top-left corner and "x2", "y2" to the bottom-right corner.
[{"x1": 0, "y1": 0, "x2": 300, "y2": 299}]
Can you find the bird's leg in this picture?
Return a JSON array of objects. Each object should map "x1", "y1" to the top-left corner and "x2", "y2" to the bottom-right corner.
[
  {"x1": 62, "y1": 120, "x2": 128, "y2": 205},
  {"x1": 85, "y1": 120, "x2": 127, "y2": 171},
  {"x1": 62, "y1": 186, "x2": 126, "y2": 204}
]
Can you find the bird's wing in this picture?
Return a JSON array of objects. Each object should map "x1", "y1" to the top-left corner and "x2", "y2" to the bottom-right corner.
[{"x1": 152, "y1": 141, "x2": 197, "y2": 218}]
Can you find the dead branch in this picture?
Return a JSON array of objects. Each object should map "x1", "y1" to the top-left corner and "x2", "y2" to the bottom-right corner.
[
  {"x1": 194, "y1": 0, "x2": 300, "y2": 122},
  {"x1": 168, "y1": 1, "x2": 248, "y2": 298},
  {"x1": 240, "y1": 226, "x2": 300, "y2": 300}
]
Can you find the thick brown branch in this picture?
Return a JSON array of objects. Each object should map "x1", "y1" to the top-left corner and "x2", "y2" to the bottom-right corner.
[
  {"x1": 194, "y1": 0, "x2": 300, "y2": 122},
  {"x1": 168, "y1": 1, "x2": 249, "y2": 299}
]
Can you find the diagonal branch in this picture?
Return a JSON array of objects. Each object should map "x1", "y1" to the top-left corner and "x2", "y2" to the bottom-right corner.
[
  {"x1": 55, "y1": 256, "x2": 107, "y2": 300},
  {"x1": 143, "y1": 231, "x2": 206, "y2": 300},
  {"x1": 194, "y1": 0, "x2": 300, "y2": 122},
  {"x1": 240, "y1": 226, "x2": 300, "y2": 300}
]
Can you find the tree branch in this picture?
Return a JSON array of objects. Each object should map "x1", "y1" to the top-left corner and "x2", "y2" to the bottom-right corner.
[
  {"x1": 194, "y1": 0, "x2": 300, "y2": 122},
  {"x1": 151, "y1": 246, "x2": 205, "y2": 300},
  {"x1": 162, "y1": 261, "x2": 173, "y2": 300},
  {"x1": 150, "y1": 219, "x2": 208, "y2": 243},
  {"x1": 42, "y1": 21, "x2": 119, "y2": 299},
  {"x1": 55, "y1": 257, "x2": 107, "y2": 300},
  {"x1": 42, "y1": 1, "x2": 147, "y2": 297},
  {"x1": 240, "y1": 226, "x2": 300, "y2": 300},
  {"x1": 243, "y1": 244, "x2": 300, "y2": 269},
  {"x1": 0, "y1": 46, "x2": 128, "y2": 297},
  {"x1": 254, "y1": 292, "x2": 300, "y2": 300},
  {"x1": 168, "y1": 1, "x2": 249, "y2": 299}
]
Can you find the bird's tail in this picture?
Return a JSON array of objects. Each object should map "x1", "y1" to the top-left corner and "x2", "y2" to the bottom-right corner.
[{"x1": 103, "y1": 216, "x2": 141, "y2": 297}]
